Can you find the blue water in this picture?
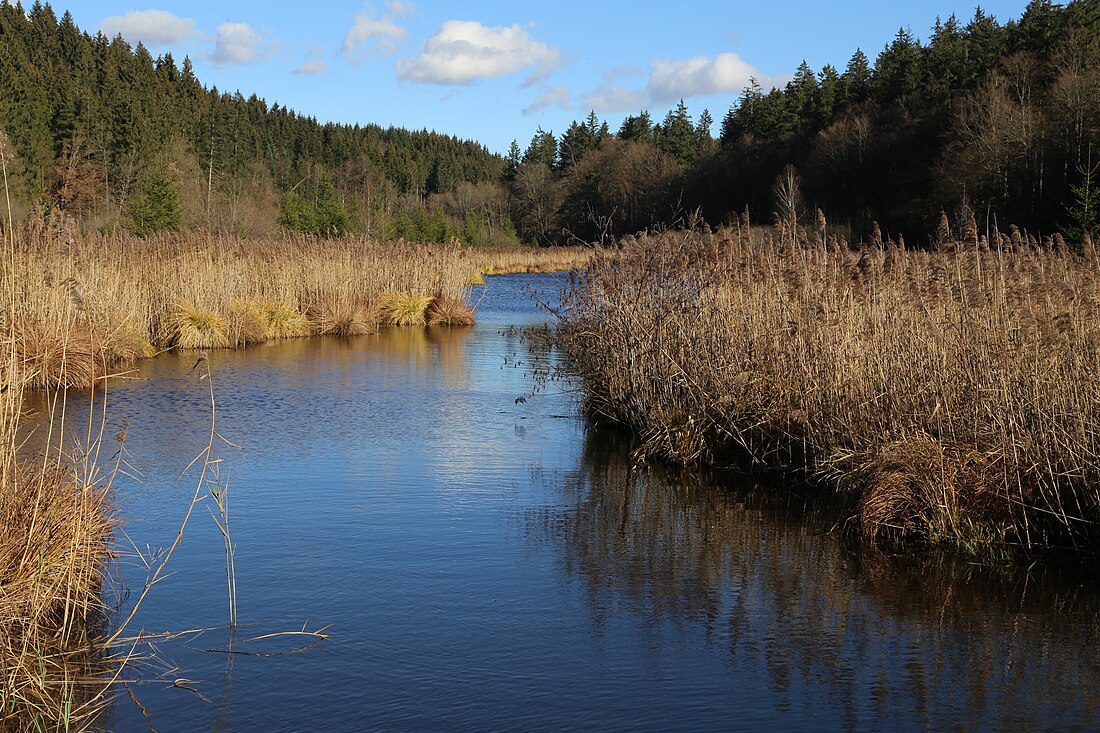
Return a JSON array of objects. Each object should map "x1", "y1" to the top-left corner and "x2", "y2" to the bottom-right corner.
[{"x1": 27, "y1": 273, "x2": 1100, "y2": 732}]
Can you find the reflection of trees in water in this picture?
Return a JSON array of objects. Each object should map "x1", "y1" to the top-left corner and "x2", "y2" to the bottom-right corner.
[{"x1": 528, "y1": 426, "x2": 1100, "y2": 730}]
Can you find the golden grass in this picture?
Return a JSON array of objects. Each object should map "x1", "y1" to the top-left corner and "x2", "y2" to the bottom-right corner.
[
  {"x1": 426, "y1": 294, "x2": 475, "y2": 327},
  {"x1": 379, "y1": 292, "x2": 434, "y2": 327},
  {"x1": 227, "y1": 300, "x2": 270, "y2": 347},
  {"x1": 309, "y1": 301, "x2": 378, "y2": 336},
  {"x1": 558, "y1": 225, "x2": 1100, "y2": 552},
  {"x1": 165, "y1": 304, "x2": 231, "y2": 349},
  {"x1": 259, "y1": 302, "x2": 311, "y2": 340},
  {"x1": 473, "y1": 245, "x2": 594, "y2": 275}
]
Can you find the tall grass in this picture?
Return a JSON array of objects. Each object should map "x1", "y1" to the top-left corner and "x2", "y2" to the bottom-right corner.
[
  {"x1": 557, "y1": 225, "x2": 1100, "y2": 552},
  {"x1": 1, "y1": 184, "x2": 117, "y2": 725},
  {"x1": 4, "y1": 230, "x2": 504, "y2": 389}
]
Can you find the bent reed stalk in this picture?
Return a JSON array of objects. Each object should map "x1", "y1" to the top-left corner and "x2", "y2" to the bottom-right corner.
[{"x1": 558, "y1": 224, "x2": 1100, "y2": 553}]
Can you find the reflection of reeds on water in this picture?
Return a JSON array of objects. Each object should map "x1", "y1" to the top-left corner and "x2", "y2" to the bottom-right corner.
[{"x1": 528, "y1": 425, "x2": 1100, "y2": 730}]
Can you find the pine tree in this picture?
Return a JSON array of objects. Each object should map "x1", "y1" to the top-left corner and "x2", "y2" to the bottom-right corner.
[
  {"x1": 128, "y1": 164, "x2": 183, "y2": 235},
  {"x1": 657, "y1": 99, "x2": 696, "y2": 164}
]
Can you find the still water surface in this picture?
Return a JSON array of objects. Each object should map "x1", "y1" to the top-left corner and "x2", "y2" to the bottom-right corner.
[{"x1": 33, "y1": 274, "x2": 1100, "y2": 731}]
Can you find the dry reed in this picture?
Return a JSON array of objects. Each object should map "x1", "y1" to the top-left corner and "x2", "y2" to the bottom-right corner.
[{"x1": 558, "y1": 226, "x2": 1100, "y2": 552}]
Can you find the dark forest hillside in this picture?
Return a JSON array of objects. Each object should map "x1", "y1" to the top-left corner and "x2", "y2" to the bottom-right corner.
[{"x1": 1, "y1": 0, "x2": 1098, "y2": 245}]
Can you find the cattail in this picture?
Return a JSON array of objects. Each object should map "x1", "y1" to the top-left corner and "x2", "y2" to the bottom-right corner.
[
  {"x1": 957, "y1": 199, "x2": 978, "y2": 246},
  {"x1": 936, "y1": 210, "x2": 951, "y2": 248},
  {"x1": 1054, "y1": 233, "x2": 1068, "y2": 255}
]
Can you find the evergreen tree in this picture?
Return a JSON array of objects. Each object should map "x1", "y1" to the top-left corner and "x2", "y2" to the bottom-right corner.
[
  {"x1": 618, "y1": 111, "x2": 654, "y2": 143},
  {"x1": 841, "y1": 49, "x2": 873, "y2": 105},
  {"x1": 128, "y1": 164, "x2": 183, "y2": 235},
  {"x1": 657, "y1": 99, "x2": 696, "y2": 164}
]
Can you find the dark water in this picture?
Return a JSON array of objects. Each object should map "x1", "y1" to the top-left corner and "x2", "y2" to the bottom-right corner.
[{"x1": 25, "y1": 273, "x2": 1100, "y2": 732}]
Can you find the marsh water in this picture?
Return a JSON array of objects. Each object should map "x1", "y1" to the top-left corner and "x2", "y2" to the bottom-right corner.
[{"x1": 26, "y1": 273, "x2": 1100, "y2": 732}]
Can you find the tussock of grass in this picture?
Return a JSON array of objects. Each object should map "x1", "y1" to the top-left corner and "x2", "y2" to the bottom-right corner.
[
  {"x1": 259, "y1": 302, "x2": 312, "y2": 340},
  {"x1": 310, "y1": 301, "x2": 378, "y2": 336},
  {"x1": 12, "y1": 317, "x2": 104, "y2": 390},
  {"x1": 558, "y1": 226, "x2": 1100, "y2": 552},
  {"x1": 165, "y1": 304, "x2": 230, "y2": 349},
  {"x1": 380, "y1": 293, "x2": 434, "y2": 326},
  {"x1": 426, "y1": 294, "x2": 475, "y2": 326}
]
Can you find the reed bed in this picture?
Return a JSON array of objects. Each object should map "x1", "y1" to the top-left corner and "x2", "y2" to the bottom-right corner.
[
  {"x1": 3, "y1": 230, "x2": 500, "y2": 390},
  {"x1": 469, "y1": 245, "x2": 595, "y2": 279},
  {"x1": 0, "y1": 237, "x2": 117, "y2": 726},
  {"x1": 557, "y1": 226, "x2": 1100, "y2": 552}
]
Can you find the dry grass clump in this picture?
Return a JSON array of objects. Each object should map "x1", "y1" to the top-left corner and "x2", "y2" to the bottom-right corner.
[
  {"x1": 164, "y1": 304, "x2": 230, "y2": 349},
  {"x1": 426, "y1": 294, "x2": 475, "y2": 326},
  {"x1": 379, "y1": 293, "x2": 434, "y2": 326},
  {"x1": 11, "y1": 317, "x2": 104, "y2": 391},
  {"x1": 0, "y1": 463, "x2": 114, "y2": 723},
  {"x1": 259, "y1": 302, "x2": 312, "y2": 340},
  {"x1": 309, "y1": 301, "x2": 378, "y2": 336},
  {"x1": 558, "y1": 224, "x2": 1100, "y2": 552}
]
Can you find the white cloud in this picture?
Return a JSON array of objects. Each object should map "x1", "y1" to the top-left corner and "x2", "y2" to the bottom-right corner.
[
  {"x1": 523, "y1": 85, "x2": 571, "y2": 115},
  {"x1": 397, "y1": 20, "x2": 562, "y2": 86},
  {"x1": 296, "y1": 59, "x2": 327, "y2": 75},
  {"x1": 648, "y1": 52, "x2": 760, "y2": 102},
  {"x1": 211, "y1": 22, "x2": 274, "y2": 66},
  {"x1": 99, "y1": 10, "x2": 198, "y2": 46},
  {"x1": 343, "y1": 2, "x2": 412, "y2": 62}
]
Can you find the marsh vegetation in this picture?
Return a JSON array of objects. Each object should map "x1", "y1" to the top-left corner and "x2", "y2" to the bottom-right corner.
[{"x1": 557, "y1": 220, "x2": 1100, "y2": 552}]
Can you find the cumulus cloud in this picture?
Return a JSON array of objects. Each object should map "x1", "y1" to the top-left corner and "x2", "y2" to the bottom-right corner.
[
  {"x1": 648, "y1": 52, "x2": 760, "y2": 102},
  {"x1": 99, "y1": 9, "x2": 198, "y2": 46},
  {"x1": 343, "y1": 2, "x2": 412, "y2": 62},
  {"x1": 523, "y1": 85, "x2": 571, "y2": 116},
  {"x1": 210, "y1": 22, "x2": 275, "y2": 66},
  {"x1": 397, "y1": 21, "x2": 562, "y2": 86}
]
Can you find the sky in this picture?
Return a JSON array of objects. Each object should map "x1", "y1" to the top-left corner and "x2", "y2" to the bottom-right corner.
[{"x1": 64, "y1": 1, "x2": 1035, "y2": 155}]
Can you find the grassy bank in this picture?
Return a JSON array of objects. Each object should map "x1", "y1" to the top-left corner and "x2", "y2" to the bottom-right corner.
[{"x1": 557, "y1": 226, "x2": 1100, "y2": 553}]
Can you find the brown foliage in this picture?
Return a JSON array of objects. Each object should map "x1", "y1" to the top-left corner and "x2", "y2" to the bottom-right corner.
[{"x1": 558, "y1": 228, "x2": 1100, "y2": 550}]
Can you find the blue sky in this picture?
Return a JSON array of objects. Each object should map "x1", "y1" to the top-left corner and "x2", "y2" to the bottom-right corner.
[{"x1": 65, "y1": 1, "x2": 1034, "y2": 154}]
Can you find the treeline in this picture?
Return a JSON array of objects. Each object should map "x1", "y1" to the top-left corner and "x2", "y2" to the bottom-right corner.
[
  {"x1": 0, "y1": 1, "x2": 517, "y2": 244},
  {"x1": 511, "y1": 0, "x2": 1100, "y2": 244},
  {"x1": 1, "y1": 1, "x2": 1098, "y2": 245}
]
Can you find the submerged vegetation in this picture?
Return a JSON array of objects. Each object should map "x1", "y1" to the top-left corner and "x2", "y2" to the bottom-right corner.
[{"x1": 557, "y1": 221, "x2": 1100, "y2": 553}]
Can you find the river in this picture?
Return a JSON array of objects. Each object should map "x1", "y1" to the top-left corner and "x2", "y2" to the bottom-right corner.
[{"x1": 26, "y1": 273, "x2": 1100, "y2": 731}]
